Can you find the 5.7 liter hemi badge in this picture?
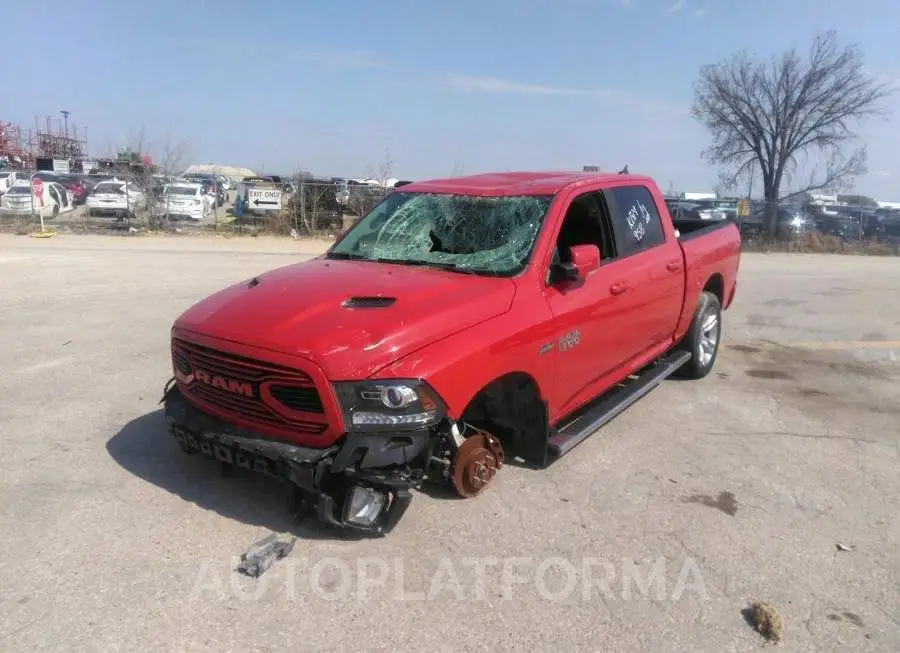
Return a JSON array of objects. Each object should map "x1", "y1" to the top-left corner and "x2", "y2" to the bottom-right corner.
[
  {"x1": 194, "y1": 369, "x2": 254, "y2": 397},
  {"x1": 558, "y1": 328, "x2": 581, "y2": 352}
]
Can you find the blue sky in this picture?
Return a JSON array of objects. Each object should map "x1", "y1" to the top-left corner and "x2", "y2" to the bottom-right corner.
[{"x1": 5, "y1": 0, "x2": 900, "y2": 196}]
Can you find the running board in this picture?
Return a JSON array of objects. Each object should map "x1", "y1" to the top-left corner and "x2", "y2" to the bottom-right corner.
[{"x1": 547, "y1": 351, "x2": 691, "y2": 461}]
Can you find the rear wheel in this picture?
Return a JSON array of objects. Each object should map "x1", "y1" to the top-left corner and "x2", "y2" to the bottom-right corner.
[
  {"x1": 50, "y1": 204, "x2": 59, "y2": 218},
  {"x1": 674, "y1": 291, "x2": 722, "y2": 379}
]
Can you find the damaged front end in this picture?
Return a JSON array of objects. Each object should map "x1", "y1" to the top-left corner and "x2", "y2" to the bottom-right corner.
[{"x1": 162, "y1": 379, "x2": 503, "y2": 535}]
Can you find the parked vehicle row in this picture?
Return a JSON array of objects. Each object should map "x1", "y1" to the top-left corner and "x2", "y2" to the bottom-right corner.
[{"x1": 663, "y1": 197, "x2": 900, "y2": 243}]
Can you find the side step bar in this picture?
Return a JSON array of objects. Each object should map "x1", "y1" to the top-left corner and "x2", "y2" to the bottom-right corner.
[{"x1": 547, "y1": 350, "x2": 691, "y2": 461}]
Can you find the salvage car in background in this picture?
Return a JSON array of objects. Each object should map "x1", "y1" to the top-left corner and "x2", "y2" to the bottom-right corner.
[
  {"x1": 160, "y1": 181, "x2": 213, "y2": 221},
  {"x1": 0, "y1": 179, "x2": 75, "y2": 217},
  {"x1": 184, "y1": 173, "x2": 226, "y2": 207},
  {"x1": 739, "y1": 205, "x2": 814, "y2": 239},
  {"x1": 38, "y1": 173, "x2": 89, "y2": 205},
  {"x1": 85, "y1": 179, "x2": 147, "y2": 218},
  {"x1": 0, "y1": 170, "x2": 34, "y2": 196}
]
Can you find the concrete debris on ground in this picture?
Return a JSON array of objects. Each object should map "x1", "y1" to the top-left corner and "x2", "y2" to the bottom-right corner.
[{"x1": 750, "y1": 602, "x2": 784, "y2": 644}]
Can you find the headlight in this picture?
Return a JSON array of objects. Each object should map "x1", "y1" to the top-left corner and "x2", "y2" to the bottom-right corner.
[
  {"x1": 344, "y1": 486, "x2": 388, "y2": 527},
  {"x1": 332, "y1": 379, "x2": 445, "y2": 431}
]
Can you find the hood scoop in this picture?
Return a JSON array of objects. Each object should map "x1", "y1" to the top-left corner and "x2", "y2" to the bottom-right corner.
[{"x1": 342, "y1": 296, "x2": 396, "y2": 309}]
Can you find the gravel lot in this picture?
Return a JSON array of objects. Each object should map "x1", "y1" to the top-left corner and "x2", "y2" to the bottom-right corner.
[{"x1": 1, "y1": 235, "x2": 898, "y2": 652}]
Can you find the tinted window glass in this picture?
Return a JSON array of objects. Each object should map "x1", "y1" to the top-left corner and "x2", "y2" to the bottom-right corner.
[{"x1": 609, "y1": 185, "x2": 665, "y2": 256}]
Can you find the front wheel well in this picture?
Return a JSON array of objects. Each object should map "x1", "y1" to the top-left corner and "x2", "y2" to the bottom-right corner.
[{"x1": 459, "y1": 372, "x2": 549, "y2": 466}]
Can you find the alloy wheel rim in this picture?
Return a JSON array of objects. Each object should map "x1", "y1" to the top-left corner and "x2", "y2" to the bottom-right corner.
[{"x1": 698, "y1": 309, "x2": 719, "y2": 367}]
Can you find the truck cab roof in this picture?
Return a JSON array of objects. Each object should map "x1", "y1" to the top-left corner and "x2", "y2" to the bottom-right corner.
[{"x1": 400, "y1": 171, "x2": 656, "y2": 197}]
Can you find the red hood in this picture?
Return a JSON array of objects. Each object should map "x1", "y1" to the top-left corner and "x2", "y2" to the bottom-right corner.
[{"x1": 174, "y1": 258, "x2": 516, "y2": 379}]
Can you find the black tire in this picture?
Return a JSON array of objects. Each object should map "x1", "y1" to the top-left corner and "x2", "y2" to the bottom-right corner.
[
  {"x1": 50, "y1": 205, "x2": 59, "y2": 218},
  {"x1": 674, "y1": 290, "x2": 722, "y2": 379}
]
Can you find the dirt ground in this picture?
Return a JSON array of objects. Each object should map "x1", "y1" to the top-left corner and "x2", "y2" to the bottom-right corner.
[{"x1": 1, "y1": 234, "x2": 898, "y2": 652}]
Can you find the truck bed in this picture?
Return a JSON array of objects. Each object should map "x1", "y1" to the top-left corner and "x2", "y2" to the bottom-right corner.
[{"x1": 673, "y1": 216, "x2": 738, "y2": 241}]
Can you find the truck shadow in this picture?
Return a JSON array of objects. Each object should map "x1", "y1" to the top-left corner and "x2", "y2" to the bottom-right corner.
[{"x1": 107, "y1": 409, "x2": 374, "y2": 541}]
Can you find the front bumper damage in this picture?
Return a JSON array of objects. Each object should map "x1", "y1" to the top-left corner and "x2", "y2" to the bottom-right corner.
[{"x1": 163, "y1": 383, "x2": 427, "y2": 535}]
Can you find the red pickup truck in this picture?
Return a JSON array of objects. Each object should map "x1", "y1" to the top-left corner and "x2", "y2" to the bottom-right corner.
[{"x1": 163, "y1": 171, "x2": 741, "y2": 534}]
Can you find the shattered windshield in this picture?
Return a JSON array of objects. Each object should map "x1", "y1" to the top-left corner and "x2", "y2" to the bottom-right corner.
[{"x1": 328, "y1": 192, "x2": 553, "y2": 275}]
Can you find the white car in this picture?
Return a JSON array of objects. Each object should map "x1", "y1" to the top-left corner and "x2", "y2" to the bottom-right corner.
[
  {"x1": 160, "y1": 182, "x2": 213, "y2": 220},
  {"x1": 0, "y1": 179, "x2": 75, "y2": 217},
  {"x1": 216, "y1": 175, "x2": 233, "y2": 191},
  {"x1": 86, "y1": 179, "x2": 146, "y2": 217},
  {"x1": 0, "y1": 170, "x2": 34, "y2": 196}
]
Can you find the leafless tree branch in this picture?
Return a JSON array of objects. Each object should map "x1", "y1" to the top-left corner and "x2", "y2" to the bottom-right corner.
[{"x1": 691, "y1": 31, "x2": 893, "y2": 238}]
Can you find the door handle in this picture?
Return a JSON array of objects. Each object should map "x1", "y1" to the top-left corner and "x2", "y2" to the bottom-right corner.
[
  {"x1": 666, "y1": 260, "x2": 682, "y2": 272},
  {"x1": 610, "y1": 281, "x2": 629, "y2": 295}
]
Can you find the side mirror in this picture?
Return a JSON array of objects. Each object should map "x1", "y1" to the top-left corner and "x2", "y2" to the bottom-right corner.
[
  {"x1": 566, "y1": 244, "x2": 601, "y2": 279},
  {"x1": 551, "y1": 244, "x2": 601, "y2": 284}
]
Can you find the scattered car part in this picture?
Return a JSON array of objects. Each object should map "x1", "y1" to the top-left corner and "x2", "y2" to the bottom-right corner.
[{"x1": 236, "y1": 533, "x2": 297, "y2": 578}]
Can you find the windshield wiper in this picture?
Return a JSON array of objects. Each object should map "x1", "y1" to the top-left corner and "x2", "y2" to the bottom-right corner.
[
  {"x1": 328, "y1": 253, "x2": 497, "y2": 275},
  {"x1": 326, "y1": 251, "x2": 369, "y2": 260},
  {"x1": 372, "y1": 258, "x2": 480, "y2": 275}
]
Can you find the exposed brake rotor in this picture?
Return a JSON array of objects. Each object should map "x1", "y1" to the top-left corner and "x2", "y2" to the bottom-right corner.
[{"x1": 450, "y1": 428, "x2": 504, "y2": 498}]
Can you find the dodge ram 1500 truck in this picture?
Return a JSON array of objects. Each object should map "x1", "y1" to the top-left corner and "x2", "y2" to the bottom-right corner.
[{"x1": 163, "y1": 171, "x2": 741, "y2": 534}]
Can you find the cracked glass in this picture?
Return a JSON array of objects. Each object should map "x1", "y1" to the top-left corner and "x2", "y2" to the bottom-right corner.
[{"x1": 329, "y1": 192, "x2": 554, "y2": 276}]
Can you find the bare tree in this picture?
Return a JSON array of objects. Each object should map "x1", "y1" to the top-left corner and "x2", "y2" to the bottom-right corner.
[
  {"x1": 118, "y1": 125, "x2": 191, "y2": 227},
  {"x1": 124, "y1": 125, "x2": 190, "y2": 176},
  {"x1": 691, "y1": 31, "x2": 892, "y2": 237},
  {"x1": 289, "y1": 181, "x2": 341, "y2": 234},
  {"x1": 345, "y1": 149, "x2": 395, "y2": 218},
  {"x1": 155, "y1": 131, "x2": 190, "y2": 177},
  {"x1": 345, "y1": 184, "x2": 386, "y2": 218},
  {"x1": 362, "y1": 148, "x2": 395, "y2": 187}
]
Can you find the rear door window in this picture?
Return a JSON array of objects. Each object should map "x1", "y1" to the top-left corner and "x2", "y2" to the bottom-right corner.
[{"x1": 607, "y1": 185, "x2": 666, "y2": 257}]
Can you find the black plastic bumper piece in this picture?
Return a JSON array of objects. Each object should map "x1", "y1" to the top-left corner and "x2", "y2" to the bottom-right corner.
[{"x1": 163, "y1": 385, "x2": 424, "y2": 535}]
